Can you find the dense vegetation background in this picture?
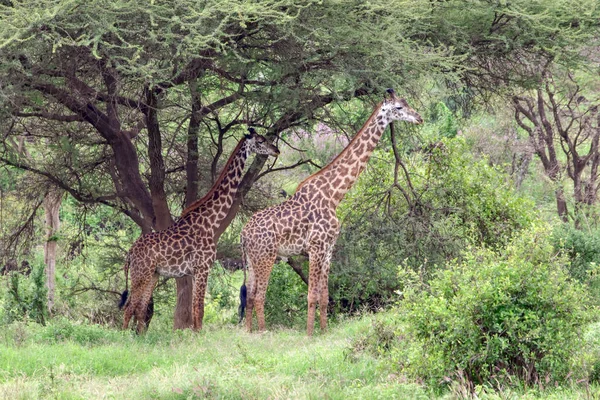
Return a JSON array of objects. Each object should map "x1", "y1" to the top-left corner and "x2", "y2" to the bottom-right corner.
[{"x1": 1, "y1": 0, "x2": 600, "y2": 397}]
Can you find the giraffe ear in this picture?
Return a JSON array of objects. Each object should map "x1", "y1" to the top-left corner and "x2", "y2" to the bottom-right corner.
[
  {"x1": 384, "y1": 88, "x2": 395, "y2": 101},
  {"x1": 246, "y1": 127, "x2": 257, "y2": 138}
]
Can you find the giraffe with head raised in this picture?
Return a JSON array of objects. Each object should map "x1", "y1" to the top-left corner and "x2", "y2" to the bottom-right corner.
[
  {"x1": 240, "y1": 89, "x2": 423, "y2": 335},
  {"x1": 121, "y1": 128, "x2": 279, "y2": 333}
]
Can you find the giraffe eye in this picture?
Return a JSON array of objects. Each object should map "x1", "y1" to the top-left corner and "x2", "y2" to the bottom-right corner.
[{"x1": 396, "y1": 106, "x2": 403, "y2": 110}]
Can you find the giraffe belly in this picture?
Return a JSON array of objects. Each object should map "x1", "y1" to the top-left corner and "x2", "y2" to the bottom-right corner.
[
  {"x1": 277, "y1": 236, "x2": 308, "y2": 257},
  {"x1": 156, "y1": 260, "x2": 195, "y2": 278}
]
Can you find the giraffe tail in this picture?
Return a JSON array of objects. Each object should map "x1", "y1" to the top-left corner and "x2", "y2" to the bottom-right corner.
[
  {"x1": 238, "y1": 276, "x2": 247, "y2": 324},
  {"x1": 118, "y1": 254, "x2": 131, "y2": 310}
]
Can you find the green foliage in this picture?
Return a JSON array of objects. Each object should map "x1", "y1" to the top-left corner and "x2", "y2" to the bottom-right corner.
[
  {"x1": 264, "y1": 261, "x2": 307, "y2": 328},
  {"x1": 34, "y1": 317, "x2": 124, "y2": 346},
  {"x1": 203, "y1": 264, "x2": 239, "y2": 325},
  {"x1": 428, "y1": 102, "x2": 458, "y2": 138},
  {"x1": 397, "y1": 224, "x2": 596, "y2": 390},
  {"x1": 346, "y1": 312, "x2": 401, "y2": 361},
  {"x1": 552, "y1": 224, "x2": 600, "y2": 282},
  {"x1": 2, "y1": 260, "x2": 47, "y2": 325},
  {"x1": 551, "y1": 224, "x2": 600, "y2": 305},
  {"x1": 333, "y1": 131, "x2": 535, "y2": 313}
]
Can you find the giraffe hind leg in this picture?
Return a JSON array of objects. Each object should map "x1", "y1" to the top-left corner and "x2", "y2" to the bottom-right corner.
[
  {"x1": 134, "y1": 274, "x2": 158, "y2": 334},
  {"x1": 307, "y1": 248, "x2": 329, "y2": 336},
  {"x1": 248, "y1": 255, "x2": 277, "y2": 332},
  {"x1": 122, "y1": 295, "x2": 135, "y2": 330}
]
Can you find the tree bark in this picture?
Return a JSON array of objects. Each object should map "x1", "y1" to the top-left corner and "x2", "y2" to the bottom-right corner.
[
  {"x1": 174, "y1": 276, "x2": 194, "y2": 330},
  {"x1": 173, "y1": 80, "x2": 204, "y2": 330},
  {"x1": 43, "y1": 188, "x2": 63, "y2": 315}
]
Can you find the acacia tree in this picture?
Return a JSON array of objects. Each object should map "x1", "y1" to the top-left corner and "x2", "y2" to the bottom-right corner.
[
  {"x1": 0, "y1": 0, "x2": 597, "y2": 328},
  {"x1": 0, "y1": 0, "x2": 451, "y2": 328}
]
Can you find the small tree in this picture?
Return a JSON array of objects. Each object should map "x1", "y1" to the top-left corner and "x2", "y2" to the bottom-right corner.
[{"x1": 398, "y1": 224, "x2": 594, "y2": 390}]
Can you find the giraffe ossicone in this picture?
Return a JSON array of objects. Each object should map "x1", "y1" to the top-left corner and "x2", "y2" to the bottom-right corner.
[
  {"x1": 240, "y1": 90, "x2": 422, "y2": 336},
  {"x1": 121, "y1": 128, "x2": 279, "y2": 333}
]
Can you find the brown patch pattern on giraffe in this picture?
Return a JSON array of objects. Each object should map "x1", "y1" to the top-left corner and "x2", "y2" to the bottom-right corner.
[
  {"x1": 241, "y1": 90, "x2": 423, "y2": 335},
  {"x1": 122, "y1": 130, "x2": 279, "y2": 333}
]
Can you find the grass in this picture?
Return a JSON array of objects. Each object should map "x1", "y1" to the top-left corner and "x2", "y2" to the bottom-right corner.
[
  {"x1": 2, "y1": 314, "x2": 600, "y2": 399},
  {"x1": 0, "y1": 315, "x2": 428, "y2": 399}
]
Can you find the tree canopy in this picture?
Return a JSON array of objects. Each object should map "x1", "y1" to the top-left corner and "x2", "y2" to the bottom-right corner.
[{"x1": 0, "y1": 0, "x2": 598, "y2": 328}]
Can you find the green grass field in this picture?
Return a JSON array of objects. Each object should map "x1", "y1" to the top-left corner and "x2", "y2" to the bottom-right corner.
[
  {"x1": 1, "y1": 315, "x2": 599, "y2": 399},
  {"x1": 0, "y1": 315, "x2": 427, "y2": 399}
]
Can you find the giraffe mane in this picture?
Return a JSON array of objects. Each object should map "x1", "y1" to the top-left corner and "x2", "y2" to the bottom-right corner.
[
  {"x1": 180, "y1": 137, "x2": 247, "y2": 217},
  {"x1": 295, "y1": 101, "x2": 384, "y2": 192}
]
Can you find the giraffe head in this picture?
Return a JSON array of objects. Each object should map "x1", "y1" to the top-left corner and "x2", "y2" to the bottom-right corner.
[
  {"x1": 245, "y1": 128, "x2": 280, "y2": 156},
  {"x1": 378, "y1": 88, "x2": 423, "y2": 125}
]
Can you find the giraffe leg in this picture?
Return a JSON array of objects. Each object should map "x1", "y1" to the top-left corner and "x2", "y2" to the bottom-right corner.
[
  {"x1": 122, "y1": 294, "x2": 135, "y2": 330},
  {"x1": 254, "y1": 289, "x2": 267, "y2": 332},
  {"x1": 192, "y1": 253, "x2": 214, "y2": 331},
  {"x1": 318, "y1": 251, "x2": 333, "y2": 333},
  {"x1": 135, "y1": 274, "x2": 158, "y2": 334},
  {"x1": 122, "y1": 261, "x2": 143, "y2": 331},
  {"x1": 306, "y1": 249, "x2": 326, "y2": 337},
  {"x1": 246, "y1": 253, "x2": 277, "y2": 332},
  {"x1": 192, "y1": 274, "x2": 206, "y2": 331}
]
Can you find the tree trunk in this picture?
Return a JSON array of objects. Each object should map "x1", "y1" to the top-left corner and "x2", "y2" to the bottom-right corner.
[
  {"x1": 43, "y1": 189, "x2": 63, "y2": 315},
  {"x1": 174, "y1": 276, "x2": 194, "y2": 329},
  {"x1": 173, "y1": 80, "x2": 202, "y2": 330},
  {"x1": 555, "y1": 189, "x2": 569, "y2": 223}
]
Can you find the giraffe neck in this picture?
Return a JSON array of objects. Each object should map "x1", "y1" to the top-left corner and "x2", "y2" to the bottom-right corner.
[
  {"x1": 295, "y1": 102, "x2": 387, "y2": 208},
  {"x1": 180, "y1": 138, "x2": 250, "y2": 227}
]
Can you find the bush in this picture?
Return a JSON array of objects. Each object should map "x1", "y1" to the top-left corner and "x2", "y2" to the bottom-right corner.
[
  {"x1": 2, "y1": 261, "x2": 47, "y2": 325},
  {"x1": 397, "y1": 224, "x2": 595, "y2": 391},
  {"x1": 34, "y1": 317, "x2": 121, "y2": 345},
  {"x1": 332, "y1": 136, "x2": 534, "y2": 314},
  {"x1": 551, "y1": 224, "x2": 600, "y2": 301}
]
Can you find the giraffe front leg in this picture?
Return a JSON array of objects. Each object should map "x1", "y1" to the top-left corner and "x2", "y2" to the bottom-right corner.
[
  {"x1": 192, "y1": 255, "x2": 213, "y2": 331},
  {"x1": 318, "y1": 258, "x2": 332, "y2": 333},
  {"x1": 307, "y1": 249, "x2": 326, "y2": 337}
]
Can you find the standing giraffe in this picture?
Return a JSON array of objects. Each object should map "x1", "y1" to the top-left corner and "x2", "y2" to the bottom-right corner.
[
  {"x1": 241, "y1": 89, "x2": 423, "y2": 335},
  {"x1": 122, "y1": 128, "x2": 279, "y2": 333}
]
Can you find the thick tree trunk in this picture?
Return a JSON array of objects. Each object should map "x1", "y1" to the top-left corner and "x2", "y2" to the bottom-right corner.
[
  {"x1": 174, "y1": 276, "x2": 194, "y2": 329},
  {"x1": 173, "y1": 80, "x2": 202, "y2": 330},
  {"x1": 43, "y1": 189, "x2": 63, "y2": 315}
]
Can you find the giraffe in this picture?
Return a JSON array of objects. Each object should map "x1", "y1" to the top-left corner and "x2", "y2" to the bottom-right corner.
[
  {"x1": 240, "y1": 89, "x2": 423, "y2": 335},
  {"x1": 122, "y1": 128, "x2": 279, "y2": 333}
]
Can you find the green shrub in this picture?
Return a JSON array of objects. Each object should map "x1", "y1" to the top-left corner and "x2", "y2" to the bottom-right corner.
[
  {"x1": 333, "y1": 136, "x2": 535, "y2": 314},
  {"x1": 397, "y1": 224, "x2": 596, "y2": 390},
  {"x1": 2, "y1": 261, "x2": 47, "y2": 325},
  {"x1": 551, "y1": 224, "x2": 600, "y2": 302},
  {"x1": 34, "y1": 317, "x2": 121, "y2": 345},
  {"x1": 346, "y1": 312, "x2": 401, "y2": 362}
]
